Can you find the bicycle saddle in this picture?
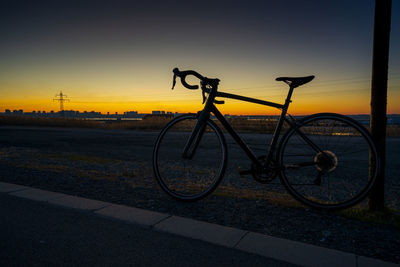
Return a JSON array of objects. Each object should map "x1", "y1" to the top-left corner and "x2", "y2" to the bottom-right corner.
[{"x1": 276, "y1": 75, "x2": 315, "y2": 88}]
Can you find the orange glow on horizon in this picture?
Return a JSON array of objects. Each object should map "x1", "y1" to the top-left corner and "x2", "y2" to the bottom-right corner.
[
  {"x1": 1, "y1": 94, "x2": 397, "y2": 115},
  {"x1": 1, "y1": 78, "x2": 399, "y2": 115}
]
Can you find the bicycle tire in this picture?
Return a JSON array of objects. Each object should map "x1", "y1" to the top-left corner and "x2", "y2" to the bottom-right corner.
[
  {"x1": 153, "y1": 114, "x2": 227, "y2": 201},
  {"x1": 278, "y1": 113, "x2": 379, "y2": 210}
]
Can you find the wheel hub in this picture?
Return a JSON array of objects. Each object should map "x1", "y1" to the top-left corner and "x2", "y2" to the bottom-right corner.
[{"x1": 314, "y1": 150, "x2": 338, "y2": 173}]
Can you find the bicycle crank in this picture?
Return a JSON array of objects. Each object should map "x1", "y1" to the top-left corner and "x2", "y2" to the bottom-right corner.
[
  {"x1": 238, "y1": 157, "x2": 278, "y2": 184},
  {"x1": 251, "y1": 156, "x2": 279, "y2": 184},
  {"x1": 238, "y1": 166, "x2": 277, "y2": 184}
]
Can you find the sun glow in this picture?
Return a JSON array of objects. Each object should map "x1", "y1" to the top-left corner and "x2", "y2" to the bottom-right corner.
[{"x1": 0, "y1": 81, "x2": 396, "y2": 115}]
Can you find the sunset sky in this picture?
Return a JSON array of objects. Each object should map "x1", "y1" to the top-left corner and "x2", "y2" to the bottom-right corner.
[{"x1": 1, "y1": 0, "x2": 399, "y2": 115}]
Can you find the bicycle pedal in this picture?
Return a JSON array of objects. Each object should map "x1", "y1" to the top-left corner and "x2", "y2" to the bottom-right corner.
[{"x1": 237, "y1": 167, "x2": 252, "y2": 178}]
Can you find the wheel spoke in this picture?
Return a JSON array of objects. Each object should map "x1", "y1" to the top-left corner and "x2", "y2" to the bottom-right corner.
[
  {"x1": 153, "y1": 115, "x2": 226, "y2": 201},
  {"x1": 279, "y1": 114, "x2": 378, "y2": 210}
]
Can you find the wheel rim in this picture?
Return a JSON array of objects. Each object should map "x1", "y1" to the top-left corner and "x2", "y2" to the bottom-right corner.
[
  {"x1": 279, "y1": 114, "x2": 378, "y2": 209},
  {"x1": 154, "y1": 115, "x2": 226, "y2": 200}
]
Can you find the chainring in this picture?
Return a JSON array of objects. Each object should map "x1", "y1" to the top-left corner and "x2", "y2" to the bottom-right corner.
[{"x1": 251, "y1": 156, "x2": 279, "y2": 184}]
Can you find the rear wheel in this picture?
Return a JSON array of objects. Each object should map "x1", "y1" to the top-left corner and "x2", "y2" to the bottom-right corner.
[
  {"x1": 278, "y1": 113, "x2": 379, "y2": 210},
  {"x1": 153, "y1": 114, "x2": 227, "y2": 201}
]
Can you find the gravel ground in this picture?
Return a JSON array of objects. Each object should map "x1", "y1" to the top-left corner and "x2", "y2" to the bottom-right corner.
[{"x1": 0, "y1": 126, "x2": 399, "y2": 263}]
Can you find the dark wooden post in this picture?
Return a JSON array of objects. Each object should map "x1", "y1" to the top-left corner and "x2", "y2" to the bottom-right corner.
[{"x1": 369, "y1": 0, "x2": 392, "y2": 211}]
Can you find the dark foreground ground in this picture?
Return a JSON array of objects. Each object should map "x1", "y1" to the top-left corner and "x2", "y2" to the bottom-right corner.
[
  {"x1": 1, "y1": 194, "x2": 293, "y2": 267},
  {"x1": 0, "y1": 126, "x2": 399, "y2": 263}
]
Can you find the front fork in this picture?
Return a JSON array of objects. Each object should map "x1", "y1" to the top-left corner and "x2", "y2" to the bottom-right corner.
[{"x1": 182, "y1": 110, "x2": 209, "y2": 159}]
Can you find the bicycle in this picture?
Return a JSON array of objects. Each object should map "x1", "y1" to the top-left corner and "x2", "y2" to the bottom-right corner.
[{"x1": 152, "y1": 68, "x2": 379, "y2": 210}]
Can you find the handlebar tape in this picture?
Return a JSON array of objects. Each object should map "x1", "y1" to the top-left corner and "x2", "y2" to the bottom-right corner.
[{"x1": 173, "y1": 68, "x2": 200, "y2": 90}]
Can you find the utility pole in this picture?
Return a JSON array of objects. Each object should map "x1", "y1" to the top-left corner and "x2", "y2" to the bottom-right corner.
[
  {"x1": 369, "y1": 0, "x2": 392, "y2": 211},
  {"x1": 53, "y1": 90, "x2": 70, "y2": 116}
]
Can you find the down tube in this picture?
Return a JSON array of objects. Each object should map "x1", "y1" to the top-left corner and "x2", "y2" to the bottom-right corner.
[{"x1": 211, "y1": 105, "x2": 260, "y2": 166}]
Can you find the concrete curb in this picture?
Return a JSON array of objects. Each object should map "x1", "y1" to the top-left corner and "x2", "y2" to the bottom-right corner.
[
  {"x1": 154, "y1": 215, "x2": 248, "y2": 248},
  {"x1": 49, "y1": 195, "x2": 111, "y2": 210},
  {"x1": 95, "y1": 204, "x2": 170, "y2": 226},
  {"x1": 0, "y1": 182, "x2": 29, "y2": 193},
  {"x1": 9, "y1": 187, "x2": 67, "y2": 202},
  {"x1": 236, "y1": 232, "x2": 356, "y2": 267},
  {"x1": 0, "y1": 181, "x2": 398, "y2": 267}
]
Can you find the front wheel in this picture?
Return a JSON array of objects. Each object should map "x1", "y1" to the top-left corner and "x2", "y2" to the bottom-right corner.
[
  {"x1": 278, "y1": 113, "x2": 379, "y2": 210},
  {"x1": 153, "y1": 114, "x2": 227, "y2": 201}
]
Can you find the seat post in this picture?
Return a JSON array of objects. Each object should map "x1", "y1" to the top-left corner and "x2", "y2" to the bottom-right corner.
[
  {"x1": 264, "y1": 85, "x2": 294, "y2": 166},
  {"x1": 284, "y1": 86, "x2": 295, "y2": 109}
]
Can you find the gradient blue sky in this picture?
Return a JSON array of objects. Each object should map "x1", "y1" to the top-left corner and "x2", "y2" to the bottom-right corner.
[{"x1": 0, "y1": 0, "x2": 399, "y2": 114}]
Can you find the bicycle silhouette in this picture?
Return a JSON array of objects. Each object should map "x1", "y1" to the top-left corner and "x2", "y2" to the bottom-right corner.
[{"x1": 153, "y1": 68, "x2": 379, "y2": 210}]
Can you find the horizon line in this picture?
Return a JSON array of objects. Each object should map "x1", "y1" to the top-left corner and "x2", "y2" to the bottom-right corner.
[{"x1": 1, "y1": 109, "x2": 399, "y2": 117}]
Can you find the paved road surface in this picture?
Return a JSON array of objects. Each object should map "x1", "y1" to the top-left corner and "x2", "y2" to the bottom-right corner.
[{"x1": 0, "y1": 193, "x2": 295, "y2": 266}]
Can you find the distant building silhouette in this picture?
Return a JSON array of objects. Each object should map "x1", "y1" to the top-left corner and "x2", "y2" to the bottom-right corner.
[
  {"x1": 1, "y1": 109, "x2": 398, "y2": 125},
  {"x1": 144, "y1": 114, "x2": 174, "y2": 120}
]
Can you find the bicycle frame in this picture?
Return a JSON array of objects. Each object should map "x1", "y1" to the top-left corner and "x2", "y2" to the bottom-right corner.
[
  {"x1": 182, "y1": 82, "x2": 321, "y2": 169},
  {"x1": 156, "y1": 68, "x2": 379, "y2": 209}
]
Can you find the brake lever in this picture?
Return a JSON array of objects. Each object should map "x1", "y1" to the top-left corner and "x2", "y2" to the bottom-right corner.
[{"x1": 172, "y1": 74, "x2": 177, "y2": 90}]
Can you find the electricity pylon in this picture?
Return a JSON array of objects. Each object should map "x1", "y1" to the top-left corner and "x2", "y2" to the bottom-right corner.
[{"x1": 53, "y1": 90, "x2": 69, "y2": 111}]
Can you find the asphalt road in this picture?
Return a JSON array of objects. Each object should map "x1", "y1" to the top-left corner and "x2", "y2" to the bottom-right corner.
[{"x1": 0, "y1": 193, "x2": 295, "y2": 266}]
